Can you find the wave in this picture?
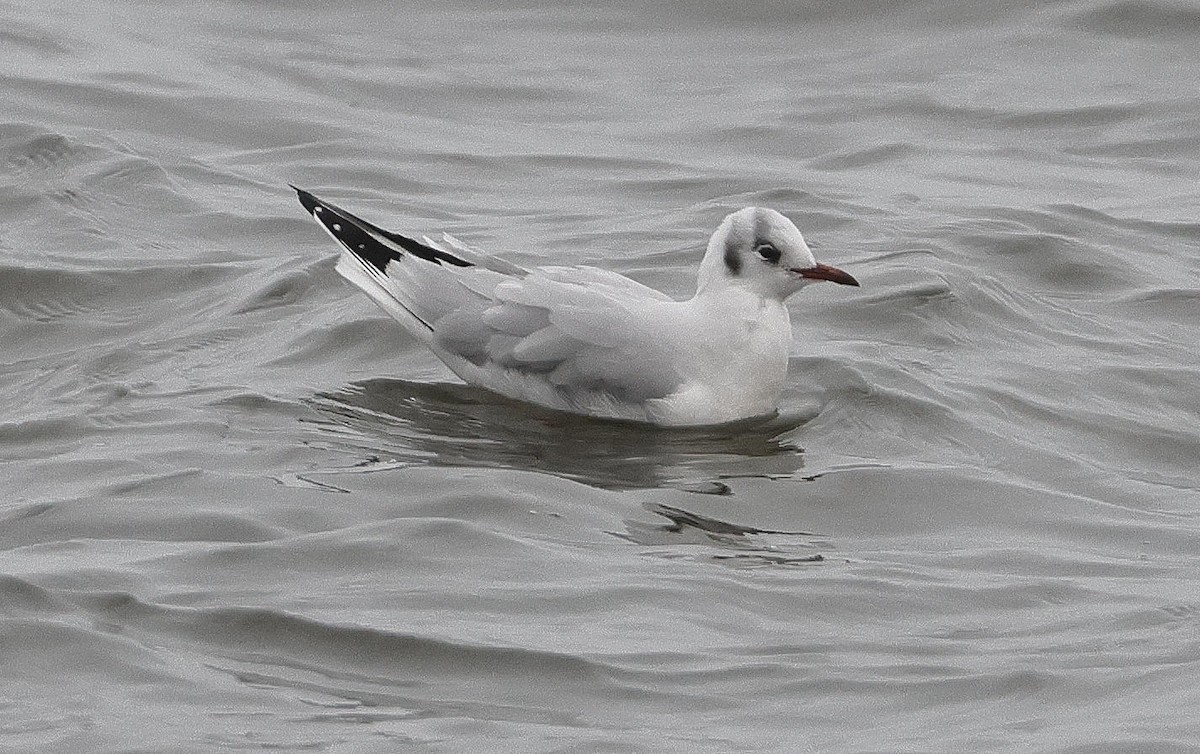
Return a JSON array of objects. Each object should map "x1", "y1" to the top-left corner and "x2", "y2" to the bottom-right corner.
[{"x1": 1075, "y1": 0, "x2": 1200, "y2": 39}]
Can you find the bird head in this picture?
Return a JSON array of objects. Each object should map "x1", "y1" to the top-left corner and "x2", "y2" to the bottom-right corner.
[{"x1": 696, "y1": 207, "x2": 858, "y2": 300}]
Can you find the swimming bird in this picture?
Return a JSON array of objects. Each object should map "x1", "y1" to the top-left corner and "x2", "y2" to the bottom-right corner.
[{"x1": 294, "y1": 187, "x2": 858, "y2": 426}]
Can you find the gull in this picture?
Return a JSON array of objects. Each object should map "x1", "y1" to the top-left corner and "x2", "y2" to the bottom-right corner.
[{"x1": 294, "y1": 187, "x2": 859, "y2": 426}]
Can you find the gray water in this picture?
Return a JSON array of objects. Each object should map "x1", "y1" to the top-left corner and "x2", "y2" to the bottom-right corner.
[{"x1": 4, "y1": 0, "x2": 1200, "y2": 751}]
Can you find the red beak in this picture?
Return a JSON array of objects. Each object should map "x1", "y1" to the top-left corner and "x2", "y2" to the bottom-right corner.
[{"x1": 791, "y1": 262, "x2": 860, "y2": 287}]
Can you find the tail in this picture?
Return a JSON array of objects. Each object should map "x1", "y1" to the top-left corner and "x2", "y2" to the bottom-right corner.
[{"x1": 294, "y1": 186, "x2": 482, "y2": 338}]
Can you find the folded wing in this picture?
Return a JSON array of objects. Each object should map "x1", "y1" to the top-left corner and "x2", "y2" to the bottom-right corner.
[
  {"x1": 295, "y1": 188, "x2": 686, "y2": 410},
  {"x1": 435, "y1": 265, "x2": 683, "y2": 404}
]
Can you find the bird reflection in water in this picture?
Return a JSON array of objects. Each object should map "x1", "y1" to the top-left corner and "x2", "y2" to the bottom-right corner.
[{"x1": 300, "y1": 378, "x2": 816, "y2": 491}]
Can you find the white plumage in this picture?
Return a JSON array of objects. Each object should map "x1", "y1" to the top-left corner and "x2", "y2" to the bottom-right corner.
[{"x1": 295, "y1": 188, "x2": 858, "y2": 426}]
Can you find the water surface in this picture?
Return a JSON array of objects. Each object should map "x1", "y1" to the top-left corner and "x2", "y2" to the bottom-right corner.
[{"x1": 3, "y1": 0, "x2": 1200, "y2": 750}]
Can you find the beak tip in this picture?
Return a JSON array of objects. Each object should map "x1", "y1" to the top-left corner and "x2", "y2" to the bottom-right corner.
[{"x1": 794, "y1": 263, "x2": 860, "y2": 287}]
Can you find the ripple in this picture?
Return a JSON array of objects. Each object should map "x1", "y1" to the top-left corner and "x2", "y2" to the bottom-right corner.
[
  {"x1": 75, "y1": 593, "x2": 665, "y2": 721},
  {"x1": 617, "y1": 502, "x2": 828, "y2": 566},
  {"x1": 810, "y1": 143, "x2": 922, "y2": 171}
]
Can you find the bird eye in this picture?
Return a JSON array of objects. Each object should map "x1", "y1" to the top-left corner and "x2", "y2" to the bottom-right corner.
[{"x1": 755, "y1": 242, "x2": 781, "y2": 264}]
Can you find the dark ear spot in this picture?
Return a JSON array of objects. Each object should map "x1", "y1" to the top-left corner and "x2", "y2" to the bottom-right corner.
[{"x1": 723, "y1": 237, "x2": 742, "y2": 276}]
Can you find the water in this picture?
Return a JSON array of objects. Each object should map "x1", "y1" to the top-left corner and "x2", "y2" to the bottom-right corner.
[{"x1": 3, "y1": 0, "x2": 1200, "y2": 750}]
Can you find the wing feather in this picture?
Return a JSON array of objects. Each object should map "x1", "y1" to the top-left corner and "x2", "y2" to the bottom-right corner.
[
  {"x1": 296, "y1": 188, "x2": 688, "y2": 412},
  {"x1": 510, "y1": 324, "x2": 584, "y2": 364},
  {"x1": 480, "y1": 301, "x2": 551, "y2": 336}
]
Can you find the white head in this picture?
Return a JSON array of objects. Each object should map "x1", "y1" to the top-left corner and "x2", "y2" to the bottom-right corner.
[{"x1": 695, "y1": 207, "x2": 858, "y2": 300}]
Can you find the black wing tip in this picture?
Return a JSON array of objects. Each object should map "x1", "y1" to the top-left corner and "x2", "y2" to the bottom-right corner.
[
  {"x1": 292, "y1": 187, "x2": 475, "y2": 271},
  {"x1": 291, "y1": 185, "x2": 323, "y2": 215},
  {"x1": 382, "y1": 229, "x2": 474, "y2": 269},
  {"x1": 290, "y1": 186, "x2": 392, "y2": 272}
]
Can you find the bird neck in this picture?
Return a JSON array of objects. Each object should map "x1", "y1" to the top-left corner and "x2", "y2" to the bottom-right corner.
[{"x1": 693, "y1": 268, "x2": 786, "y2": 307}]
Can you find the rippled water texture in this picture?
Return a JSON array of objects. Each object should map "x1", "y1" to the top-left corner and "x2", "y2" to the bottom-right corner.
[{"x1": 3, "y1": 0, "x2": 1200, "y2": 751}]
